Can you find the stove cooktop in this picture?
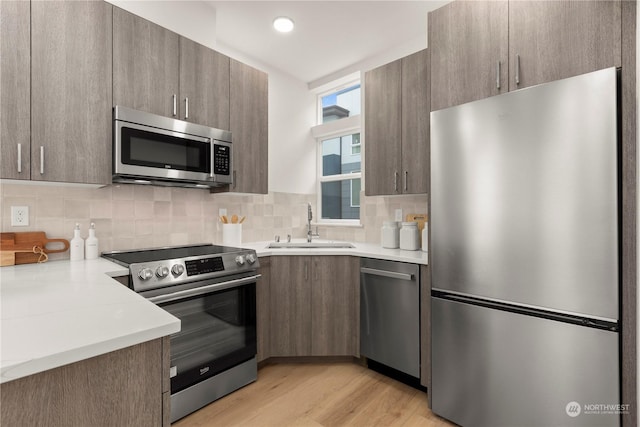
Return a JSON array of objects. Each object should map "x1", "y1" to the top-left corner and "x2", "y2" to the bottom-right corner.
[
  {"x1": 102, "y1": 244, "x2": 244, "y2": 266},
  {"x1": 102, "y1": 244, "x2": 259, "y2": 292}
]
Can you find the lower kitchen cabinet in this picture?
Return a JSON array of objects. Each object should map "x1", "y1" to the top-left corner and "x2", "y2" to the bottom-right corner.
[
  {"x1": 0, "y1": 338, "x2": 169, "y2": 426},
  {"x1": 269, "y1": 256, "x2": 359, "y2": 358},
  {"x1": 256, "y1": 257, "x2": 271, "y2": 363}
]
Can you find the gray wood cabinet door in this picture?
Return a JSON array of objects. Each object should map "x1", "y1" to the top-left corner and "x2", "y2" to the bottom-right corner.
[
  {"x1": 509, "y1": 0, "x2": 621, "y2": 90},
  {"x1": 401, "y1": 49, "x2": 429, "y2": 195},
  {"x1": 364, "y1": 59, "x2": 402, "y2": 196},
  {"x1": 0, "y1": 1, "x2": 30, "y2": 179},
  {"x1": 269, "y1": 256, "x2": 312, "y2": 356},
  {"x1": 31, "y1": 1, "x2": 112, "y2": 184},
  {"x1": 429, "y1": 1, "x2": 508, "y2": 111},
  {"x1": 311, "y1": 256, "x2": 360, "y2": 357},
  {"x1": 179, "y1": 37, "x2": 230, "y2": 129},
  {"x1": 113, "y1": 7, "x2": 180, "y2": 118},
  {"x1": 256, "y1": 257, "x2": 271, "y2": 363},
  {"x1": 229, "y1": 59, "x2": 268, "y2": 194}
]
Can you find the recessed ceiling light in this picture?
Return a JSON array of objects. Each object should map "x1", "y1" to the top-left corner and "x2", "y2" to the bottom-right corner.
[{"x1": 273, "y1": 16, "x2": 294, "y2": 33}]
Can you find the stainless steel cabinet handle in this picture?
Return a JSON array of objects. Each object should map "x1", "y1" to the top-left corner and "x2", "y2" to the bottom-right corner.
[
  {"x1": 496, "y1": 60, "x2": 501, "y2": 90},
  {"x1": 148, "y1": 274, "x2": 261, "y2": 305},
  {"x1": 17, "y1": 143, "x2": 22, "y2": 173},
  {"x1": 172, "y1": 94, "x2": 177, "y2": 116},
  {"x1": 515, "y1": 54, "x2": 520, "y2": 86},
  {"x1": 360, "y1": 267, "x2": 414, "y2": 281},
  {"x1": 185, "y1": 97, "x2": 189, "y2": 119},
  {"x1": 404, "y1": 171, "x2": 408, "y2": 191},
  {"x1": 304, "y1": 263, "x2": 309, "y2": 281},
  {"x1": 232, "y1": 170, "x2": 237, "y2": 189},
  {"x1": 40, "y1": 146, "x2": 44, "y2": 175},
  {"x1": 394, "y1": 171, "x2": 399, "y2": 192}
]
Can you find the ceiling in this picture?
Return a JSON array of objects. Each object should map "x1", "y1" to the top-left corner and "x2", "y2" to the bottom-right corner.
[{"x1": 206, "y1": 1, "x2": 449, "y2": 85}]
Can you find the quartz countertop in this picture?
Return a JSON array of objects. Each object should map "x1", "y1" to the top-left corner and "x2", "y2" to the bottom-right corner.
[
  {"x1": 240, "y1": 240, "x2": 428, "y2": 265},
  {"x1": 0, "y1": 258, "x2": 180, "y2": 384}
]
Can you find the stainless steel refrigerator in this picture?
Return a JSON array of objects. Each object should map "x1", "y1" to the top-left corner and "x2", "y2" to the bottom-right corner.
[{"x1": 430, "y1": 67, "x2": 620, "y2": 427}]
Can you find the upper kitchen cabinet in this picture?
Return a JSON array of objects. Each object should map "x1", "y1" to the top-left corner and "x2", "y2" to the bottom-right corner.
[
  {"x1": 113, "y1": 7, "x2": 180, "y2": 119},
  {"x1": 229, "y1": 59, "x2": 268, "y2": 194},
  {"x1": 429, "y1": 0, "x2": 622, "y2": 110},
  {"x1": 428, "y1": 1, "x2": 508, "y2": 112},
  {"x1": 365, "y1": 49, "x2": 429, "y2": 196},
  {"x1": 0, "y1": 1, "x2": 30, "y2": 179},
  {"x1": 179, "y1": 38, "x2": 230, "y2": 129},
  {"x1": 31, "y1": 1, "x2": 113, "y2": 184},
  {"x1": 508, "y1": 1, "x2": 621, "y2": 90},
  {"x1": 364, "y1": 59, "x2": 401, "y2": 196}
]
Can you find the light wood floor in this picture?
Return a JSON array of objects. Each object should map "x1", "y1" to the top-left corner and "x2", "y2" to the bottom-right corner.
[{"x1": 173, "y1": 362, "x2": 456, "y2": 427}]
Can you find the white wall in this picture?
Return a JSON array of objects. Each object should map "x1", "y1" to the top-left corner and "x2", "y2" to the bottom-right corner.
[{"x1": 105, "y1": 0, "x2": 318, "y2": 195}]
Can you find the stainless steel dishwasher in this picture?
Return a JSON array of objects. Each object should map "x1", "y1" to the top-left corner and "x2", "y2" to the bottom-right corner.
[{"x1": 360, "y1": 258, "x2": 420, "y2": 378}]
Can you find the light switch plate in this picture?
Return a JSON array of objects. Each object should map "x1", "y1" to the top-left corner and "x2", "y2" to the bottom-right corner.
[
  {"x1": 395, "y1": 209, "x2": 403, "y2": 222},
  {"x1": 219, "y1": 208, "x2": 227, "y2": 217},
  {"x1": 11, "y1": 206, "x2": 29, "y2": 226}
]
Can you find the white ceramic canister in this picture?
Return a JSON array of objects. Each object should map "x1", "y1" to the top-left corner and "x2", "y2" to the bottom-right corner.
[
  {"x1": 421, "y1": 222, "x2": 428, "y2": 252},
  {"x1": 399, "y1": 222, "x2": 420, "y2": 251},
  {"x1": 381, "y1": 221, "x2": 400, "y2": 249}
]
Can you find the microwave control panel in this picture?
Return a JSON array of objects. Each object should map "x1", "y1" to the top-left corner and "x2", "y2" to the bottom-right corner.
[{"x1": 213, "y1": 144, "x2": 230, "y2": 175}]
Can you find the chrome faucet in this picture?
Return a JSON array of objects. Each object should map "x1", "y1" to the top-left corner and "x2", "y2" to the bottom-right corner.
[{"x1": 307, "y1": 203, "x2": 319, "y2": 242}]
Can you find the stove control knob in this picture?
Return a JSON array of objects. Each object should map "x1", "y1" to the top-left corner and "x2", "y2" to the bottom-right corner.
[
  {"x1": 235, "y1": 255, "x2": 245, "y2": 266},
  {"x1": 171, "y1": 264, "x2": 185, "y2": 276},
  {"x1": 245, "y1": 254, "x2": 256, "y2": 265},
  {"x1": 138, "y1": 268, "x2": 153, "y2": 281},
  {"x1": 156, "y1": 266, "x2": 170, "y2": 278}
]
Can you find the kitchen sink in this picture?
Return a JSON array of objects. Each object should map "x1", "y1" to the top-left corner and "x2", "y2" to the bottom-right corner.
[{"x1": 266, "y1": 241, "x2": 355, "y2": 249}]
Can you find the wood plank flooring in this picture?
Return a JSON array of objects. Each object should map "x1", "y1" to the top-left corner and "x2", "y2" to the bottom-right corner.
[{"x1": 173, "y1": 362, "x2": 455, "y2": 427}]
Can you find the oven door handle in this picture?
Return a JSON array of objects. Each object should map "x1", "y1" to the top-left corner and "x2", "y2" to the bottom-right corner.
[{"x1": 148, "y1": 274, "x2": 261, "y2": 305}]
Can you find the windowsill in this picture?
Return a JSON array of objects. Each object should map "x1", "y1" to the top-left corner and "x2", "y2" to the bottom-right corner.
[{"x1": 313, "y1": 221, "x2": 363, "y2": 228}]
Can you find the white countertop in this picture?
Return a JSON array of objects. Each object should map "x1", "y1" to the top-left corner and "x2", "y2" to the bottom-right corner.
[
  {"x1": 0, "y1": 258, "x2": 180, "y2": 384},
  {"x1": 241, "y1": 240, "x2": 428, "y2": 265}
]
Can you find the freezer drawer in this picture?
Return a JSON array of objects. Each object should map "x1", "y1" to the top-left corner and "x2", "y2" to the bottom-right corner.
[
  {"x1": 360, "y1": 258, "x2": 420, "y2": 377},
  {"x1": 432, "y1": 297, "x2": 620, "y2": 427}
]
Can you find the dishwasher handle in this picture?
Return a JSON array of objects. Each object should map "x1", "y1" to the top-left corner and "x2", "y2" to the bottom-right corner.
[{"x1": 360, "y1": 267, "x2": 413, "y2": 281}]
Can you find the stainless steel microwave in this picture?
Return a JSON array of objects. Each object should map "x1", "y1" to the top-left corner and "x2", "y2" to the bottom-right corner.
[{"x1": 113, "y1": 106, "x2": 232, "y2": 188}]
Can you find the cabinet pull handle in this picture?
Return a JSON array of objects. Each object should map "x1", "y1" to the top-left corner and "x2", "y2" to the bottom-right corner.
[
  {"x1": 404, "y1": 171, "x2": 408, "y2": 192},
  {"x1": 304, "y1": 263, "x2": 309, "y2": 281},
  {"x1": 172, "y1": 94, "x2": 177, "y2": 117},
  {"x1": 394, "y1": 171, "x2": 399, "y2": 192},
  {"x1": 515, "y1": 54, "x2": 520, "y2": 86},
  {"x1": 17, "y1": 143, "x2": 22, "y2": 173},
  {"x1": 496, "y1": 60, "x2": 501, "y2": 90},
  {"x1": 185, "y1": 97, "x2": 189, "y2": 119},
  {"x1": 232, "y1": 170, "x2": 237, "y2": 189},
  {"x1": 40, "y1": 146, "x2": 44, "y2": 175}
]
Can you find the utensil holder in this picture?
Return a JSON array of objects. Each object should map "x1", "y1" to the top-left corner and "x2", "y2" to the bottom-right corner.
[{"x1": 222, "y1": 224, "x2": 242, "y2": 246}]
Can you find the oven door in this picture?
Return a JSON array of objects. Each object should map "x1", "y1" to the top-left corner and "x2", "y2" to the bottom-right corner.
[{"x1": 147, "y1": 274, "x2": 258, "y2": 394}]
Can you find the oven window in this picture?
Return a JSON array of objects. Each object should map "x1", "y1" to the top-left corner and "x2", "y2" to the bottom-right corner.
[
  {"x1": 160, "y1": 283, "x2": 256, "y2": 393},
  {"x1": 121, "y1": 126, "x2": 210, "y2": 173}
]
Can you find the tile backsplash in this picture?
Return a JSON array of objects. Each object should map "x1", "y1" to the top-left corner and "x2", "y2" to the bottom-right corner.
[{"x1": 0, "y1": 182, "x2": 427, "y2": 260}]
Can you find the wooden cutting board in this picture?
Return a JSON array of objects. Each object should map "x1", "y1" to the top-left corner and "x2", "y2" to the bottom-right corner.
[
  {"x1": 0, "y1": 232, "x2": 70, "y2": 266},
  {"x1": 406, "y1": 213, "x2": 428, "y2": 232}
]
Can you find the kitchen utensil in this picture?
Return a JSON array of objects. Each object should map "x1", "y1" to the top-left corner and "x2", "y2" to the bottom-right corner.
[
  {"x1": 231, "y1": 214, "x2": 239, "y2": 224},
  {"x1": 239, "y1": 216, "x2": 246, "y2": 224}
]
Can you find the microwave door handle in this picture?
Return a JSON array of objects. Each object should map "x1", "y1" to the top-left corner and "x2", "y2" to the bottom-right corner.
[{"x1": 210, "y1": 140, "x2": 215, "y2": 178}]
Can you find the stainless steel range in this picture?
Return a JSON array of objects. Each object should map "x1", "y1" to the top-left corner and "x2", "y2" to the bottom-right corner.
[{"x1": 102, "y1": 244, "x2": 260, "y2": 423}]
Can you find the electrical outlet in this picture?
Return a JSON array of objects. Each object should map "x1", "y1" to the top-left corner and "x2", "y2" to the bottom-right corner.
[
  {"x1": 395, "y1": 208, "x2": 403, "y2": 222},
  {"x1": 11, "y1": 206, "x2": 29, "y2": 226}
]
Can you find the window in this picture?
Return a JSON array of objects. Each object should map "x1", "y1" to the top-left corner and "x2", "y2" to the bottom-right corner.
[
  {"x1": 320, "y1": 84, "x2": 361, "y2": 124},
  {"x1": 313, "y1": 77, "x2": 362, "y2": 223},
  {"x1": 318, "y1": 133, "x2": 361, "y2": 221}
]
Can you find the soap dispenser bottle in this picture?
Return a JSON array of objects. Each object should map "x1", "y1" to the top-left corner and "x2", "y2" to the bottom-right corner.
[
  {"x1": 85, "y1": 222, "x2": 99, "y2": 260},
  {"x1": 70, "y1": 223, "x2": 84, "y2": 261}
]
